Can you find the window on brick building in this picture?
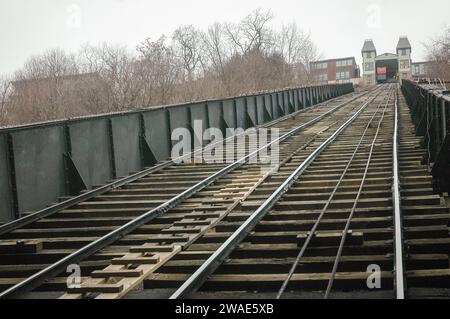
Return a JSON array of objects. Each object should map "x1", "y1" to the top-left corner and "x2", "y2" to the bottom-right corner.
[
  {"x1": 336, "y1": 71, "x2": 350, "y2": 80},
  {"x1": 316, "y1": 74, "x2": 328, "y2": 82}
]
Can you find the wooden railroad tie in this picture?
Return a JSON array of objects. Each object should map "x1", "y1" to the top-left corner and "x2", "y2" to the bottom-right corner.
[
  {"x1": 63, "y1": 244, "x2": 182, "y2": 298},
  {"x1": 0, "y1": 240, "x2": 43, "y2": 254},
  {"x1": 297, "y1": 231, "x2": 364, "y2": 247}
]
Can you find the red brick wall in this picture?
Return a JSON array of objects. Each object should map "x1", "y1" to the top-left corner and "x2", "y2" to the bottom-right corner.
[
  {"x1": 328, "y1": 61, "x2": 337, "y2": 81},
  {"x1": 311, "y1": 59, "x2": 359, "y2": 82}
]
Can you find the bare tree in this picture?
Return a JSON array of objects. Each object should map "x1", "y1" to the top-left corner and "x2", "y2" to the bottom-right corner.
[
  {"x1": 79, "y1": 43, "x2": 141, "y2": 111},
  {"x1": 18, "y1": 48, "x2": 78, "y2": 80},
  {"x1": 277, "y1": 23, "x2": 303, "y2": 86},
  {"x1": 425, "y1": 27, "x2": 450, "y2": 79},
  {"x1": 12, "y1": 48, "x2": 79, "y2": 121},
  {"x1": 137, "y1": 36, "x2": 180, "y2": 105},
  {"x1": 201, "y1": 22, "x2": 232, "y2": 95},
  {"x1": 0, "y1": 75, "x2": 12, "y2": 125},
  {"x1": 172, "y1": 25, "x2": 203, "y2": 81},
  {"x1": 172, "y1": 25, "x2": 204, "y2": 100},
  {"x1": 226, "y1": 8, "x2": 274, "y2": 55},
  {"x1": 0, "y1": 9, "x2": 323, "y2": 127}
]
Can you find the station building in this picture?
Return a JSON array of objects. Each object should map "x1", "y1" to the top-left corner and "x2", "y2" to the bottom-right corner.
[{"x1": 361, "y1": 36, "x2": 413, "y2": 85}]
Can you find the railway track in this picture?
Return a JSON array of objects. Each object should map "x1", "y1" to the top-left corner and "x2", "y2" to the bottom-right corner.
[
  {"x1": 155, "y1": 85, "x2": 450, "y2": 300},
  {"x1": 0, "y1": 86, "x2": 375, "y2": 298},
  {"x1": 0, "y1": 84, "x2": 449, "y2": 299}
]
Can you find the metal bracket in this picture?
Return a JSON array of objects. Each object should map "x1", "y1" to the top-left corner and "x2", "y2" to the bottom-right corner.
[
  {"x1": 245, "y1": 112, "x2": 255, "y2": 130},
  {"x1": 278, "y1": 103, "x2": 285, "y2": 117},
  {"x1": 139, "y1": 136, "x2": 158, "y2": 168},
  {"x1": 63, "y1": 153, "x2": 87, "y2": 196},
  {"x1": 288, "y1": 101, "x2": 295, "y2": 114},
  {"x1": 219, "y1": 116, "x2": 229, "y2": 137},
  {"x1": 263, "y1": 107, "x2": 272, "y2": 123}
]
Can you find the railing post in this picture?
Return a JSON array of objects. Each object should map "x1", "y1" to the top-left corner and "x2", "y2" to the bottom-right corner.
[
  {"x1": 442, "y1": 98, "x2": 447, "y2": 140},
  {"x1": 6, "y1": 134, "x2": 19, "y2": 219},
  {"x1": 107, "y1": 119, "x2": 117, "y2": 179},
  {"x1": 165, "y1": 109, "x2": 172, "y2": 151}
]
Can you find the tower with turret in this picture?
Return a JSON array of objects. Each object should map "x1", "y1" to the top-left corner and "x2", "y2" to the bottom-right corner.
[
  {"x1": 362, "y1": 39, "x2": 377, "y2": 85},
  {"x1": 397, "y1": 36, "x2": 412, "y2": 81}
]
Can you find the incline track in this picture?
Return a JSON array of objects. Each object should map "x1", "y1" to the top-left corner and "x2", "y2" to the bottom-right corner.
[
  {"x1": 141, "y1": 85, "x2": 450, "y2": 300},
  {"x1": 0, "y1": 87, "x2": 376, "y2": 298},
  {"x1": 1, "y1": 84, "x2": 450, "y2": 299}
]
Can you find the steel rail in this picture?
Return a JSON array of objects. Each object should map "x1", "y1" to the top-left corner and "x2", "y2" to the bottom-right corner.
[
  {"x1": 0, "y1": 89, "x2": 369, "y2": 299},
  {"x1": 393, "y1": 88, "x2": 406, "y2": 299},
  {"x1": 276, "y1": 86, "x2": 391, "y2": 299},
  {"x1": 324, "y1": 86, "x2": 394, "y2": 299},
  {"x1": 0, "y1": 90, "x2": 360, "y2": 237},
  {"x1": 169, "y1": 89, "x2": 382, "y2": 299},
  {"x1": 60, "y1": 106, "x2": 339, "y2": 300}
]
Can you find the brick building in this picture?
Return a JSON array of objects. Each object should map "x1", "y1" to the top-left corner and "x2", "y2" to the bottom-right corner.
[{"x1": 310, "y1": 57, "x2": 360, "y2": 85}]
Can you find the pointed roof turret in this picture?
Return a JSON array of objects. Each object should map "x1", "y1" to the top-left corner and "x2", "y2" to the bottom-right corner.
[
  {"x1": 362, "y1": 39, "x2": 377, "y2": 54},
  {"x1": 397, "y1": 36, "x2": 411, "y2": 50}
]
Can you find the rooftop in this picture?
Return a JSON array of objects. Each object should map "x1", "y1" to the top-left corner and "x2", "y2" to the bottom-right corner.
[
  {"x1": 362, "y1": 39, "x2": 376, "y2": 53},
  {"x1": 311, "y1": 57, "x2": 356, "y2": 64},
  {"x1": 397, "y1": 36, "x2": 411, "y2": 50}
]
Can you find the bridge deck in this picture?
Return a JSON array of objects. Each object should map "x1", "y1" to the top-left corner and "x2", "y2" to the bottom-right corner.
[{"x1": 0, "y1": 84, "x2": 449, "y2": 299}]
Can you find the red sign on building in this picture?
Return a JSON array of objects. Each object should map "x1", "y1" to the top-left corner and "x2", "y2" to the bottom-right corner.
[{"x1": 377, "y1": 67, "x2": 387, "y2": 75}]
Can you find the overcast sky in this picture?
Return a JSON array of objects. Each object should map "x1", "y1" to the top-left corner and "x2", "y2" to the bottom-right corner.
[{"x1": 0, "y1": 0, "x2": 449, "y2": 75}]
